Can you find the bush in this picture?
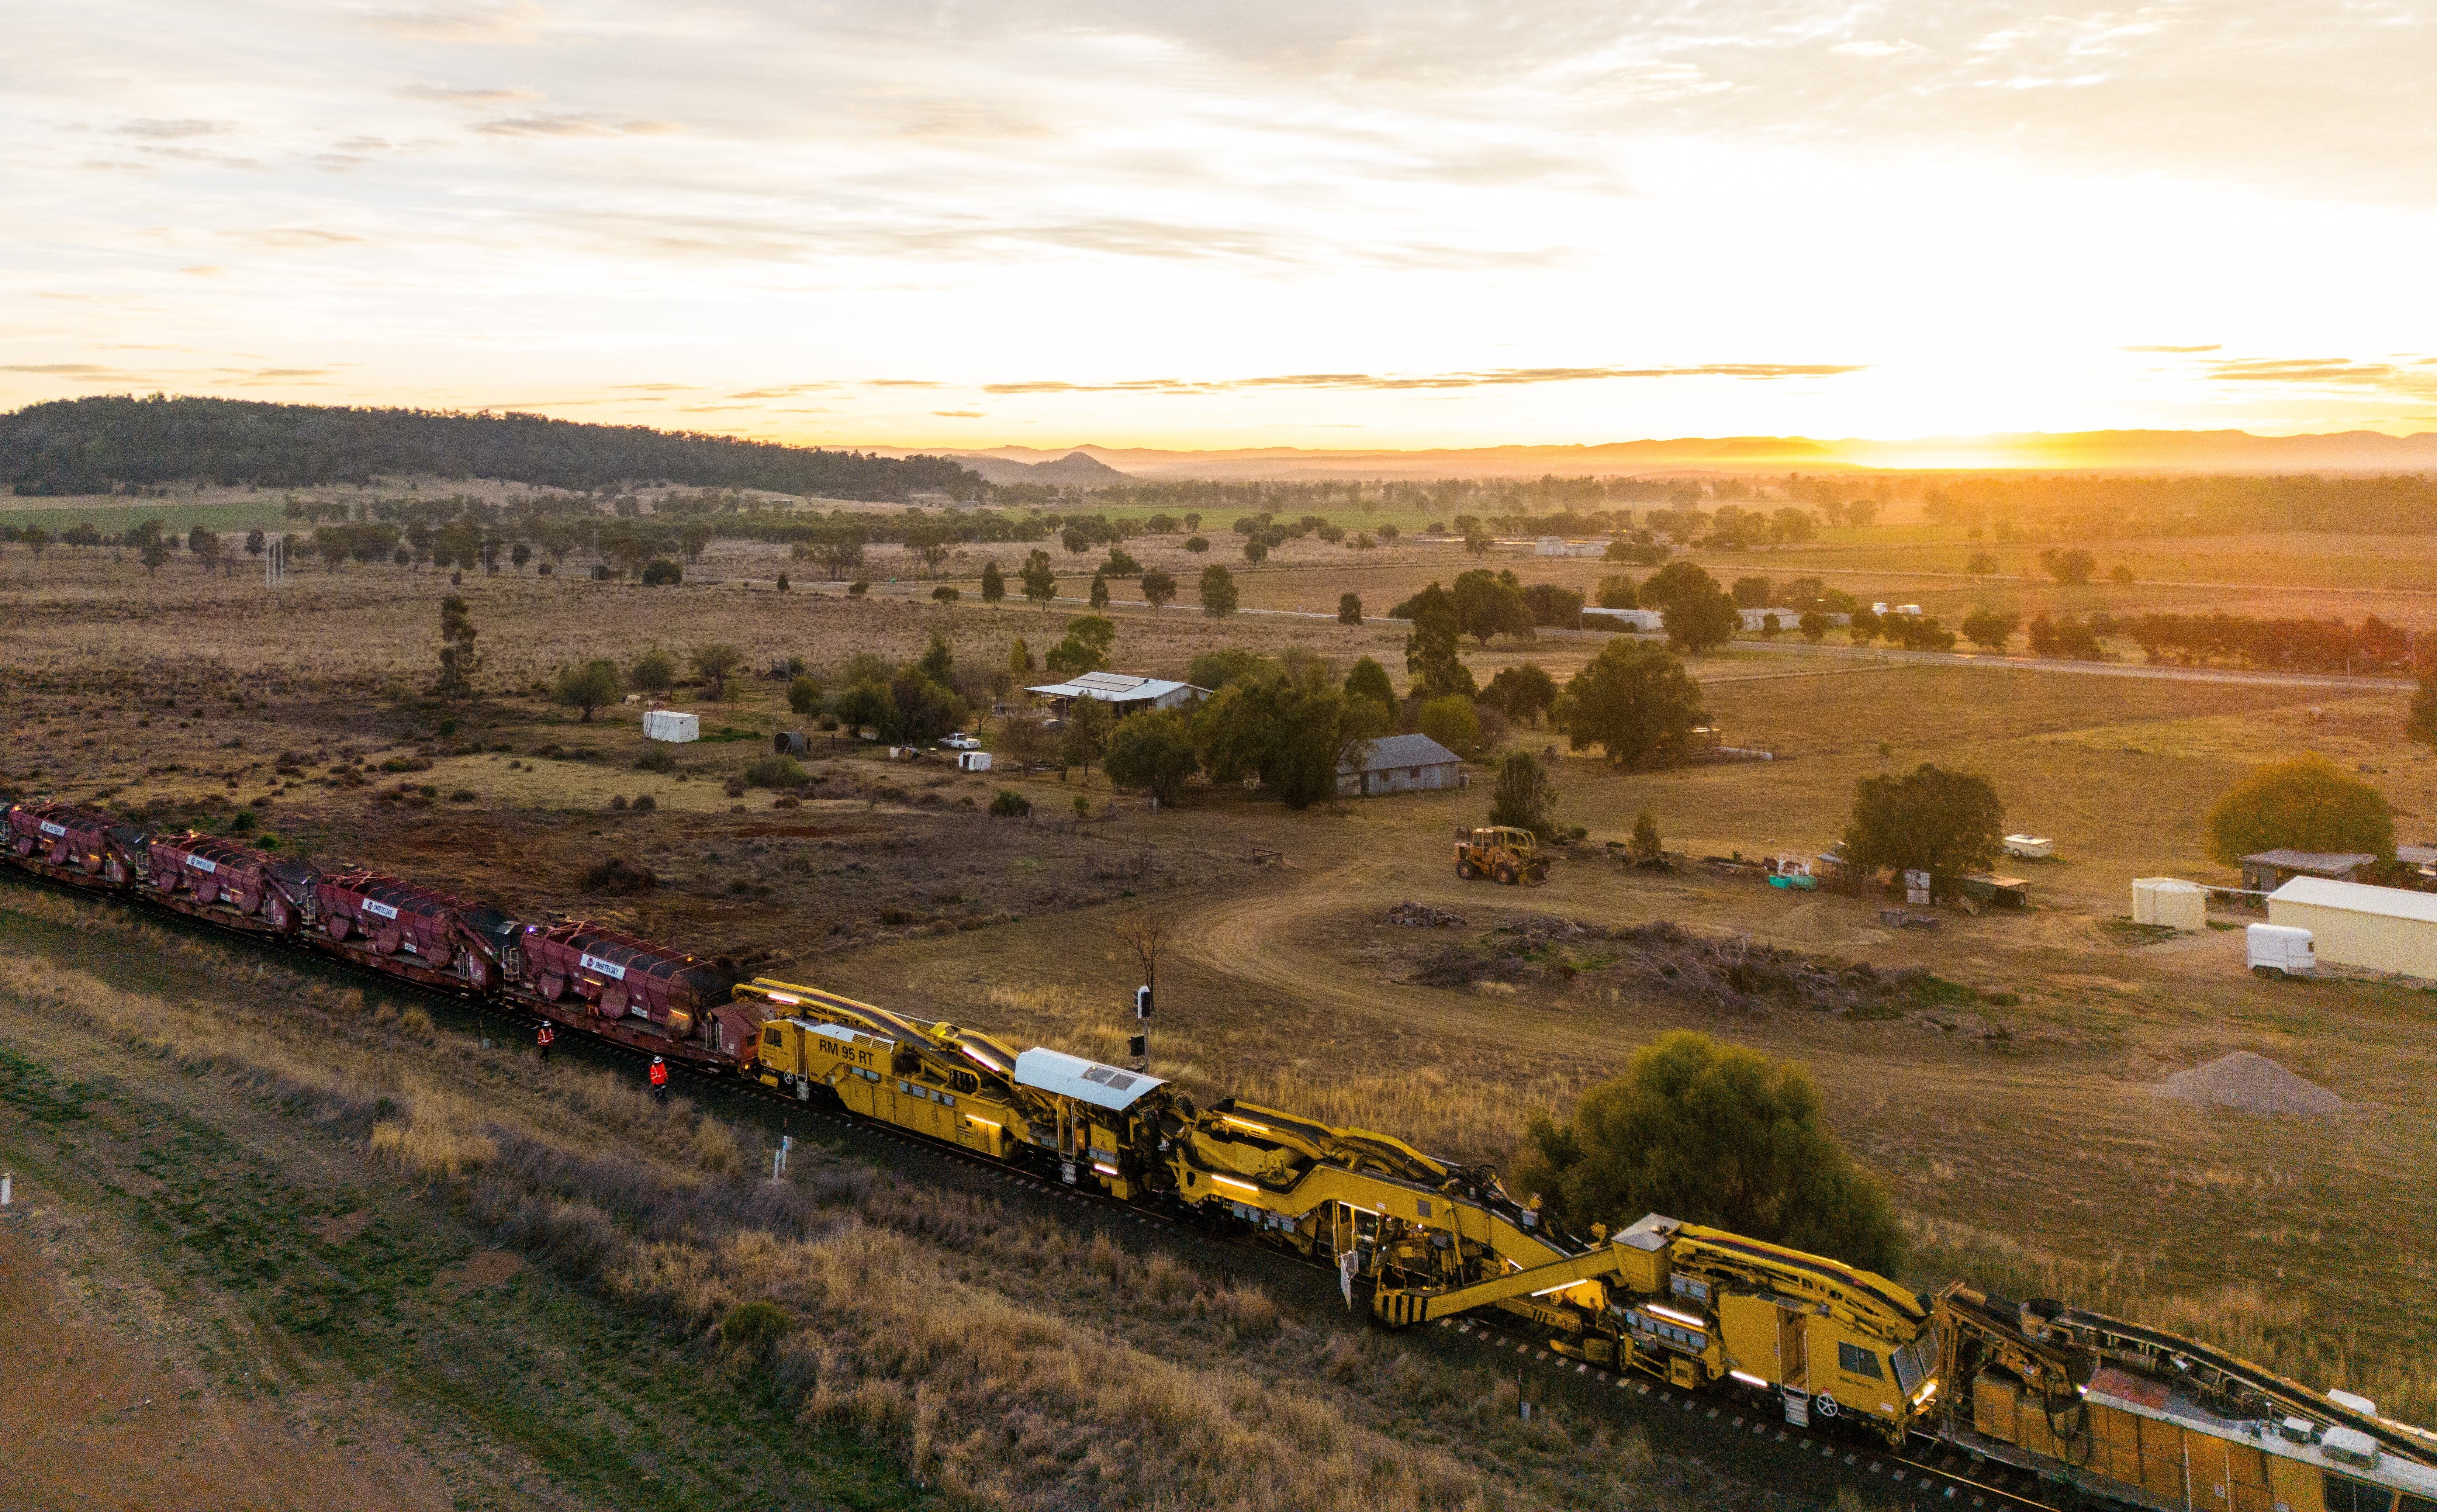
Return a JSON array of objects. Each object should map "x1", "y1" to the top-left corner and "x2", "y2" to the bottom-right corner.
[
  {"x1": 720, "y1": 1300, "x2": 792, "y2": 1356},
  {"x1": 640, "y1": 558, "x2": 682, "y2": 585},
  {"x1": 2206, "y1": 754, "x2": 2393, "y2": 866},
  {"x1": 787, "y1": 675, "x2": 821, "y2": 716},
  {"x1": 1842, "y1": 763, "x2": 2005, "y2": 893},
  {"x1": 1417, "y1": 694, "x2": 1481, "y2": 758},
  {"x1": 580, "y1": 856, "x2": 658, "y2": 893},
  {"x1": 744, "y1": 754, "x2": 808, "y2": 788},
  {"x1": 1487, "y1": 751, "x2": 1555, "y2": 835},
  {"x1": 632, "y1": 794, "x2": 656, "y2": 812},
  {"x1": 635, "y1": 747, "x2": 675, "y2": 772},
  {"x1": 1512, "y1": 1030, "x2": 1904, "y2": 1274},
  {"x1": 775, "y1": 571, "x2": 791, "y2": 591},
  {"x1": 847, "y1": 579, "x2": 869, "y2": 597},
  {"x1": 990, "y1": 788, "x2": 1032, "y2": 818}
]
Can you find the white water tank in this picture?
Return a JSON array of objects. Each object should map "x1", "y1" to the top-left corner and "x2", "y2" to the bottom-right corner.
[
  {"x1": 643, "y1": 709, "x2": 699, "y2": 743},
  {"x1": 2132, "y1": 877, "x2": 2207, "y2": 931}
]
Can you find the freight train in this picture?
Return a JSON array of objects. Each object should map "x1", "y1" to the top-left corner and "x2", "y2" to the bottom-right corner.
[{"x1": 7, "y1": 796, "x2": 2434, "y2": 1512}]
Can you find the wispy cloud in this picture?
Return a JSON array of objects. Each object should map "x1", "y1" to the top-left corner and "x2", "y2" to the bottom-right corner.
[
  {"x1": 932, "y1": 409, "x2": 984, "y2": 418},
  {"x1": 2125, "y1": 343, "x2": 2222, "y2": 353},
  {"x1": 2205, "y1": 356, "x2": 2437, "y2": 394},
  {"x1": 472, "y1": 113, "x2": 678, "y2": 138},
  {"x1": 397, "y1": 83, "x2": 542, "y2": 104},
  {"x1": 983, "y1": 364, "x2": 1865, "y2": 395},
  {"x1": 116, "y1": 117, "x2": 228, "y2": 139}
]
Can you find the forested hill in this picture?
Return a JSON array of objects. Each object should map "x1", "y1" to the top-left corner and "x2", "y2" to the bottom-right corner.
[{"x1": 0, "y1": 395, "x2": 984, "y2": 499}]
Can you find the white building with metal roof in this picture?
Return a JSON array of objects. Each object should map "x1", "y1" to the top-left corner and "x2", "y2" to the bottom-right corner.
[
  {"x1": 1338, "y1": 733, "x2": 1465, "y2": 797},
  {"x1": 1023, "y1": 671, "x2": 1207, "y2": 719}
]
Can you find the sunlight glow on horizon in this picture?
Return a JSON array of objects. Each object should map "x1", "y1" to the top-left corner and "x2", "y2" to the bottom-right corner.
[{"x1": 7, "y1": 3, "x2": 2435, "y2": 455}]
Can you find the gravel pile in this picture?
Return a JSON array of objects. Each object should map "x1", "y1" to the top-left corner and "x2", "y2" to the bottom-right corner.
[{"x1": 2157, "y1": 1052, "x2": 2342, "y2": 1114}]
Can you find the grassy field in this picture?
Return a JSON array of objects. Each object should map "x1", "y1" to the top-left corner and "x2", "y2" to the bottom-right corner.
[{"x1": 3, "y1": 531, "x2": 2436, "y2": 1504}]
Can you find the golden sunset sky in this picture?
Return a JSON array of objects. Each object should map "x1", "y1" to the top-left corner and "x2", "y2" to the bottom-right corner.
[{"x1": 7, "y1": 2, "x2": 2434, "y2": 453}]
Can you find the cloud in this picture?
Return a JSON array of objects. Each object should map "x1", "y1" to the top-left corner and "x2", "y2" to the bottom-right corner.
[
  {"x1": 356, "y1": 1, "x2": 546, "y2": 44},
  {"x1": 116, "y1": 118, "x2": 228, "y2": 139},
  {"x1": 2, "y1": 364, "x2": 124, "y2": 374},
  {"x1": 2124, "y1": 343, "x2": 2222, "y2": 353},
  {"x1": 1830, "y1": 40, "x2": 1925, "y2": 58},
  {"x1": 931, "y1": 410, "x2": 985, "y2": 418},
  {"x1": 472, "y1": 113, "x2": 678, "y2": 138},
  {"x1": 608, "y1": 382, "x2": 699, "y2": 391},
  {"x1": 728, "y1": 384, "x2": 840, "y2": 399},
  {"x1": 180, "y1": 266, "x2": 226, "y2": 277},
  {"x1": 2204, "y1": 356, "x2": 2437, "y2": 396},
  {"x1": 396, "y1": 83, "x2": 542, "y2": 104},
  {"x1": 231, "y1": 228, "x2": 370, "y2": 248},
  {"x1": 863, "y1": 379, "x2": 944, "y2": 388},
  {"x1": 982, "y1": 364, "x2": 1865, "y2": 395}
]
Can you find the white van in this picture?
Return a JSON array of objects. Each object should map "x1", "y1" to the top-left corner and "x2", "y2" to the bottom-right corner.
[{"x1": 2246, "y1": 923, "x2": 2315, "y2": 979}]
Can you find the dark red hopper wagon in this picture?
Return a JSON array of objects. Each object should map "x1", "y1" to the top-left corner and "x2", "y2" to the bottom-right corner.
[
  {"x1": 145, "y1": 833, "x2": 318, "y2": 927},
  {"x1": 5, "y1": 801, "x2": 140, "y2": 880},
  {"x1": 314, "y1": 868, "x2": 517, "y2": 989},
  {"x1": 516, "y1": 921, "x2": 731, "y2": 1042}
]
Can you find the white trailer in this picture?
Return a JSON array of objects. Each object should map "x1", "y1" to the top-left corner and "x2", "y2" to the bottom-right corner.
[
  {"x1": 956, "y1": 751, "x2": 993, "y2": 773},
  {"x1": 643, "y1": 709, "x2": 699, "y2": 743},
  {"x1": 2246, "y1": 923, "x2": 2315, "y2": 979}
]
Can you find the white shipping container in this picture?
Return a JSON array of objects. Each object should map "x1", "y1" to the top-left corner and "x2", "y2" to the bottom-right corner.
[
  {"x1": 956, "y1": 751, "x2": 993, "y2": 772},
  {"x1": 643, "y1": 710, "x2": 699, "y2": 743}
]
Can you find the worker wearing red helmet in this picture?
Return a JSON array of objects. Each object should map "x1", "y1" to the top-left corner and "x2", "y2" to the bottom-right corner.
[{"x1": 649, "y1": 1055, "x2": 668, "y2": 1105}]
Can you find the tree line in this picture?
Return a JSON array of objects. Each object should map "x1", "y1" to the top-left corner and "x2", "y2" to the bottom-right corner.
[
  {"x1": 1919, "y1": 473, "x2": 2437, "y2": 539},
  {"x1": 1, "y1": 395, "x2": 984, "y2": 498}
]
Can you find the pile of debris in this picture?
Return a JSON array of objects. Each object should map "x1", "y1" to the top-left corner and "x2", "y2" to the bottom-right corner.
[
  {"x1": 1385, "y1": 901, "x2": 1468, "y2": 928},
  {"x1": 1410, "y1": 914, "x2": 1984, "y2": 1024}
]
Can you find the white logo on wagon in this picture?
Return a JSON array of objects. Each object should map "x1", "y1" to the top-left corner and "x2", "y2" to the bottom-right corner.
[
  {"x1": 39, "y1": 821, "x2": 66, "y2": 838},
  {"x1": 186, "y1": 855, "x2": 218, "y2": 874},
  {"x1": 578, "y1": 952, "x2": 628, "y2": 980},
  {"x1": 362, "y1": 898, "x2": 400, "y2": 920}
]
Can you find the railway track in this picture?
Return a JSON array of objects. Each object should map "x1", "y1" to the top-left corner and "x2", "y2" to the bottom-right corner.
[{"x1": 0, "y1": 867, "x2": 2082, "y2": 1512}]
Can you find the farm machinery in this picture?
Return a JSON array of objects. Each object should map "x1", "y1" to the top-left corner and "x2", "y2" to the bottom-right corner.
[{"x1": 1455, "y1": 825, "x2": 1548, "y2": 886}]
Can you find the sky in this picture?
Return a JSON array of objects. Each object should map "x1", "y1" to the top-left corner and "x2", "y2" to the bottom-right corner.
[{"x1": 6, "y1": 1, "x2": 2437, "y2": 453}]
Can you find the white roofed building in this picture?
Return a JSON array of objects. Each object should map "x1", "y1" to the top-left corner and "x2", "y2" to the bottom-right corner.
[
  {"x1": 1024, "y1": 671, "x2": 1207, "y2": 719},
  {"x1": 2266, "y1": 876, "x2": 2437, "y2": 980}
]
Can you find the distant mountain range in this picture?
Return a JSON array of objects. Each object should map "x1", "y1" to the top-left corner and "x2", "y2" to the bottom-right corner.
[
  {"x1": 943, "y1": 450, "x2": 1137, "y2": 486},
  {"x1": 909, "y1": 429, "x2": 2437, "y2": 480}
]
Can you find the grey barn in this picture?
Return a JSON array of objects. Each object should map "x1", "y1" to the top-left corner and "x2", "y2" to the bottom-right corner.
[{"x1": 1339, "y1": 733, "x2": 1464, "y2": 797}]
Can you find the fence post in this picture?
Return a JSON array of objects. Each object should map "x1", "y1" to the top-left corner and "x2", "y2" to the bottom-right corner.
[{"x1": 2, "y1": 1172, "x2": 11, "y2": 1208}]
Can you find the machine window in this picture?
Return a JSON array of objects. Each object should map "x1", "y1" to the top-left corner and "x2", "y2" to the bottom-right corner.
[
  {"x1": 2398, "y1": 1497, "x2": 2434, "y2": 1512},
  {"x1": 763, "y1": 1028, "x2": 782, "y2": 1048},
  {"x1": 2324, "y1": 1479, "x2": 2392, "y2": 1512},
  {"x1": 1838, "y1": 1342, "x2": 1885, "y2": 1379}
]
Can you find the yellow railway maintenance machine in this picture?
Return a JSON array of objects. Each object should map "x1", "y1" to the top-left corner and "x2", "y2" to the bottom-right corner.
[
  {"x1": 737, "y1": 978, "x2": 1172, "y2": 1198},
  {"x1": 1937, "y1": 1287, "x2": 2437, "y2": 1512},
  {"x1": 1372, "y1": 1213, "x2": 1940, "y2": 1446}
]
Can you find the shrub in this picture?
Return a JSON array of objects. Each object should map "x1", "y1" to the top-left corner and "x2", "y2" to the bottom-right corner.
[
  {"x1": 628, "y1": 648, "x2": 677, "y2": 694},
  {"x1": 720, "y1": 1300, "x2": 792, "y2": 1356},
  {"x1": 744, "y1": 754, "x2": 808, "y2": 788},
  {"x1": 847, "y1": 579, "x2": 869, "y2": 596},
  {"x1": 1843, "y1": 763, "x2": 2005, "y2": 893},
  {"x1": 787, "y1": 676, "x2": 821, "y2": 716},
  {"x1": 640, "y1": 558, "x2": 682, "y2": 585},
  {"x1": 990, "y1": 788, "x2": 1031, "y2": 818},
  {"x1": 723, "y1": 776, "x2": 747, "y2": 798},
  {"x1": 552, "y1": 659, "x2": 622, "y2": 722},
  {"x1": 448, "y1": 788, "x2": 476, "y2": 802},
  {"x1": 2206, "y1": 754, "x2": 2393, "y2": 866},
  {"x1": 631, "y1": 793, "x2": 656, "y2": 813},
  {"x1": 1487, "y1": 751, "x2": 1555, "y2": 836},
  {"x1": 1417, "y1": 694, "x2": 1481, "y2": 758},
  {"x1": 581, "y1": 856, "x2": 658, "y2": 893},
  {"x1": 635, "y1": 747, "x2": 675, "y2": 772}
]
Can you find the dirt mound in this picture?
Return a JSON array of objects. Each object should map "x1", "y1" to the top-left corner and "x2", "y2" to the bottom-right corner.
[
  {"x1": 1767, "y1": 901, "x2": 1840, "y2": 942},
  {"x1": 2157, "y1": 1052, "x2": 2342, "y2": 1114},
  {"x1": 1384, "y1": 901, "x2": 1466, "y2": 928}
]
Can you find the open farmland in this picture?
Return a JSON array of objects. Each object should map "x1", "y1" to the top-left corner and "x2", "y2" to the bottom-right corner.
[{"x1": 3, "y1": 532, "x2": 2437, "y2": 1509}]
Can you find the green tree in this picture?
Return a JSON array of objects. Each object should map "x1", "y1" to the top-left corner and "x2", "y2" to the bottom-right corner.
[
  {"x1": 980, "y1": 560, "x2": 1006, "y2": 606},
  {"x1": 629, "y1": 648, "x2": 676, "y2": 694},
  {"x1": 932, "y1": 584, "x2": 960, "y2": 603},
  {"x1": 1484, "y1": 662, "x2": 1557, "y2": 726},
  {"x1": 1404, "y1": 621, "x2": 1475, "y2": 701},
  {"x1": 691, "y1": 642, "x2": 744, "y2": 699},
  {"x1": 2109, "y1": 563, "x2": 2136, "y2": 587},
  {"x1": 787, "y1": 676, "x2": 822, "y2": 716},
  {"x1": 1966, "y1": 551, "x2": 1999, "y2": 576},
  {"x1": 1060, "y1": 695, "x2": 1114, "y2": 774},
  {"x1": 1488, "y1": 751, "x2": 1555, "y2": 836},
  {"x1": 2206, "y1": 755, "x2": 2394, "y2": 866},
  {"x1": 1342, "y1": 656, "x2": 1396, "y2": 722},
  {"x1": 1185, "y1": 535, "x2": 1210, "y2": 554},
  {"x1": 1141, "y1": 568, "x2": 1177, "y2": 613},
  {"x1": 1595, "y1": 574, "x2": 1638, "y2": 609},
  {"x1": 1451, "y1": 568, "x2": 1534, "y2": 646},
  {"x1": 2409, "y1": 668, "x2": 2437, "y2": 752},
  {"x1": 1959, "y1": 608, "x2": 2018, "y2": 651},
  {"x1": 1243, "y1": 537, "x2": 1268, "y2": 565},
  {"x1": 1199, "y1": 563, "x2": 1238, "y2": 618},
  {"x1": 1193, "y1": 672, "x2": 1382, "y2": 811},
  {"x1": 1660, "y1": 588, "x2": 1738, "y2": 652},
  {"x1": 1842, "y1": 763, "x2": 2005, "y2": 894},
  {"x1": 918, "y1": 627, "x2": 955, "y2": 684},
  {"x1": 906, "y1": 521, "x2": 952, "y2": 576},
  {"x1": 1020, "y1": 549, "x2": 1058, "y2": 609},
  {"x1": 640, "y1": 558, "x2": 682, "y2": 585},
  {"x1": 1103, "y1": 707, "x2": 1199, "y2": 804},
  {"x1": 1009, "y1": 638, "x2": 1034, "y2": 674},
  {"x1": 1731, "y1": 575, "x2": 1773, "y2": 608},
  {"x1": 2039, "y1": 547, "x2": 2097, "y2": 585},
  {"x1": 1417, "y1": 693, "x2": 1481, "y2": 758},
  {"x1": 1562, "y1": 639, "x2": 1706, "y2": 769},
  {"x1": 1044, "y1": 615, "x2": 1115, "y2": 678},
  {"x1": 436, "y1": 594, "x2": 481, "y2": 700},
  {"x1": 1089, "y1": 571, "x2": 1110, "y2": 611},
  {"x1": 1629, "y1": 810, "x2": 1664, "y2": 865},
  {"x1": 1338, "y1": 592, "x2": 1362, "y2": 626},
  {"x1": 1511, "y1": 1031, "x2": 1904, "y2": 1275},
  {"x1": 552, "y1": 658, "x2": 621, "y2": 722},
  {"x1": 1797, "y1": 612, "x2": 1831, "y2": 643},
  {"x1": 833, "y1": 679, "x2": 895, "y2": 736},
  {"x1": 141, "y1": 538, "x2": 172, "y2": 574}
]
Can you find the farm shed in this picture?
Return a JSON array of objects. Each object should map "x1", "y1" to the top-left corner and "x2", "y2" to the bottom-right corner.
[
  {"x1": 1025, "y1": 671, "x2": 1207, "y2": 720},
  {"x1": 1338, "y1": 733, "x2": 1463, "y2": 797},
  {"x1": 2266, "y1": 876, "x2": 2437, "y2": 980},
  {"x1": 1960, "y1": 873, "x2": 2030, "y2": 910},
  {"x1": 643, "y1": 710, "x2": 699, "y2": 743},
  {"x1": 1534, "y1": 537, "x2": 1607, "y2": 557},
  {"x1": 2132, "y1": 877, "x2": 2207, "y2": 931},
  {"x1": 1580, "y1": 607, "x2": 1664, "y2": 633},
  {"x1": 2240, "y1": 849, "x2": 2375, "y2": 892}
]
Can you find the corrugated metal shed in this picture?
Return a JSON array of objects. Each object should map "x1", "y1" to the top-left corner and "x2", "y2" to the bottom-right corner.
[{"x1": 2266, "y1": 876, "x2": 2437, "y2": 979}]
